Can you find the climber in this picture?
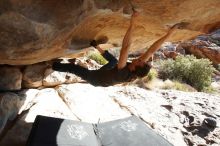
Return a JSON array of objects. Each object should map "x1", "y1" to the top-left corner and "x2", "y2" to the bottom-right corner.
[{"x1": 52, "y1": 11, "x2": 185, "y2": 87}]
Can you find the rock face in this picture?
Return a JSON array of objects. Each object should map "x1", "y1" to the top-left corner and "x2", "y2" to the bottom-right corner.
[
  {"x1": 0, "y1": 84, "x2": 219, "y2": 146},
  {"x1": 0, "y1": 88, "x2": 77, "y2": 146},
  {"x1": 150, "y1": 29, "x2": 220, "y2": 64},
  {"x1": 43, "y1": 68, "x2": 83, "y2": 87},
  {"x1": 1, "y1": 0, "x2": 220, "y2": 65},
  {"x1": 24, "y1": 88, "x2": 78, "y2": 123},
  {"x1": 0, "y1": 114, "x2": 33, "y2": 146},
  {"x1": 0, "y1": 57, "x2": 100, "y2": 90},
  {"x1": 180, "y1": 41, "x2": 220, "y2": 64},
  {"x1": 0, "y1": 89, "x2": 39, "y2": 133},
  {"x1": 0, "y1": 92, "x2": 23, "y2": 133},
  {"x1": 22, "y1": 63, "x2": 48, "y2": 88},
  {"x1": 56, "y1": 84, "x2": 130, "y2": 123},
  {"x1": 0, "y1": 66, "x2": 22, "y2": 91}
]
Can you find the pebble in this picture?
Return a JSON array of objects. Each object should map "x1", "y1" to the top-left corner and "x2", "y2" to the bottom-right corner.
[{"x1": 203, "y1": 117, "x2": 217, "y2": 128}]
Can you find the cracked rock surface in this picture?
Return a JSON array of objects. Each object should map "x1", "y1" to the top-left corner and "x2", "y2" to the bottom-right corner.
[
  {"x1": 1, "y1": 0, "x2": 220, "y2": 65},
  {"x1": 0, "y1": 83, "x2": 219, "y2": 146}
]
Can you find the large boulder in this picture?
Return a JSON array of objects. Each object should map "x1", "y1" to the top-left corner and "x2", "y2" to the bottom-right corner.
[
  {"x1": 1, "y1": 0, "x2": 220, "y2": 65},
  {"x1": 24, "y1": 88, "x2": 78, "y2": 123},
  {"x1": 56, "y1": 84, "x2": 130, "y2": 123},
  {"x1": 0, "y1": 88, "x2": 77, "y2": 146},
  {"x1": 0, "y1": 84, "x2": 219, "y2": 145}
]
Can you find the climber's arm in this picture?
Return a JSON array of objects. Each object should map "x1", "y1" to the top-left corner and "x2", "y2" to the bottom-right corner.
[{"x1": 137, "y1": 22, "x2": 187, "y2": 62}]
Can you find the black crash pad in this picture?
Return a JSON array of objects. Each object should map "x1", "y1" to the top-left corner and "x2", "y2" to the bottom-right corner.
[{"x1": 26, "y1": 115, "x2": 173, "y2": 146}]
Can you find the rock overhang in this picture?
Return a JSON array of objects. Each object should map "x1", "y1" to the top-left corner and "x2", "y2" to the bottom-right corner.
[{"x1": 0, "y1": 0, "x2": 220, "y2": 65}]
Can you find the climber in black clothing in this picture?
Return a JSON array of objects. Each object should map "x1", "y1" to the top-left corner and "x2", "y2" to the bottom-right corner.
[{"x1": 52, "y1": 11, "x2": 186, "y2": 86}]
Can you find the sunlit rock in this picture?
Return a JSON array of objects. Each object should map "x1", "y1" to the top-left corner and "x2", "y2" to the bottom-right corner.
[
  {"x1": 1, "y1": 0, "x2": 220, "y2": 65},
  {"x1": 24, "y1": 88, "x2": 78, "y2": 123},
  {"x1": 43, "y1": 68, "x2": 83, "y2": 87},
  {"x1": 56, "y1": 83, "x2": 131, "y2": 123}
]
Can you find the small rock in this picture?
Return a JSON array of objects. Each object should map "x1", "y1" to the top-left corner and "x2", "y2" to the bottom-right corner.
[
  {"x1": 203, "y1": 117, "x2": 217, "y2": 128},
  {"x1": 161, "y1": 105, "x2": 173, "y2": 111},
  {"x1": 211, "y1": 33, "x2": 220, "y2": 40},
  {"x1": 188, "y1": 116, "x2": 194, "y2": 125}
]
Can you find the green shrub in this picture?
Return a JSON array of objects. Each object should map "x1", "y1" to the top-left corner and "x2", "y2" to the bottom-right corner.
[
  {"x1": 147, "y1": 68, "x2": 158, "y2": 81},
  {"x1": 87, "y1": 52, "x2": 108, "y2": 65},
  {"x1": 158, "y1": 55, "x2": 216, "y2": 91}
]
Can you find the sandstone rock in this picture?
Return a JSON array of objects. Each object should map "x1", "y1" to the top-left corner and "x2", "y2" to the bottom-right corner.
[
  {"x1": 161, "y1": 42, "x2": 178, "y2": 52},
  {"x1": 43, "y1": 68, "x2": 83, "y2": 87},
  {"x1": 43, "y1": 57, "x2": 101, "y2": 87},
  {"x1": 195, "y1": 29, "x2": 220, "y2": 46},
  {"x1": 0, "y1": 66, "x2": 22, "y2": 91},
  {"x1": 163, "y1": 51, "x2": 179, "y2": 59},
  {"x1": 0, "y1": 92, "x2": 24, "y2": 133},
  {"x1": 106, "y1": 86, "x2": 187, "y2": 146},
  {"x1": 22, "y1": 63, "x2": 48, "y2": 88},
  {"x1": 1, "y1": 0, "x2": 220, "y2": 65},
  {"x1": 56, "y1": 84, "x2": 131, "y2": 123},
  {"x1": 1, "y1": 84, "x2": 220, "y2": 145},
  {"x1": 210, "y1": 29, "x2": 220, "y2": 46},
  {"x1": 43, "y1": 69, "x2": 67, "y2": 87},
  {"x1": 163, "y1": 90, "x2": 220, "y2": 145},
  {"x1": 149, "y1": 42, "x2": 186, "y2": 60},
  {"x1": 211, "y1": 32, "x2": 220, "y2": 40},
  {"x1": 17, "y1": 89, "x2": 40, "y2": 113},
  {"x1": 0, "y1": 89, "x2": 39, "y2": 134},
  {"x1": 211, "y1": 81, "x2": 220, "y2": 93},
  {"x1": 0, "y1": 114, "x2": 33, "y2": 146},
  {"x1": 71, "y1": 57, "x2": 102, "y2": 70},
  {"x1": 180, "y1": 40, "x2": 220, "y2": 64},
  {"x1": 0, "y1": 88, "x2": 78, "y2": 146},
  {"x1": 24, "y1": 88, "x2": 78, "y2": 123},
  {"x1": 56, "y1": 84, "x2": 220, "y2": 145}
]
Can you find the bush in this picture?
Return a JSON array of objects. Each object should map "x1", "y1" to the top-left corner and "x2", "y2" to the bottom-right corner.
[
  {"x1": 147, "y1": 68, "x2": 158, "y2": 81},
  {"x1": 158, "y1": 55, "x2": 216, "y2": 91},
  {"x1": 87, "y1": 52, "x2": 108, "y2": 65}
]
